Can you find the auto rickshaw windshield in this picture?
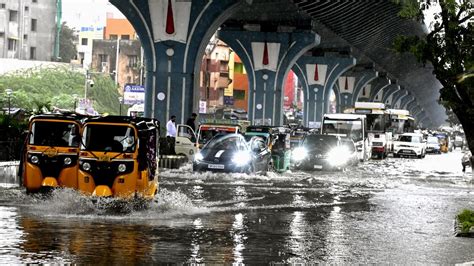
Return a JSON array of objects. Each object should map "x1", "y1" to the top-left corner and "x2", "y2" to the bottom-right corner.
[
  {"x1": 29, "y1": 121, "x2": 79, "y2": 147},
  {"x1": 82, "y1": 124, "x2": 136, "y2": 153}
]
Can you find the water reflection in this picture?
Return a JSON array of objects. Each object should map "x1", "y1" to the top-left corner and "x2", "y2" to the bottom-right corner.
[
  {"x1": 325, "y1": 204, "x2": 350, "y2": 263},
  {"x1": 189, "y1": 218, "x2": 203, "y2": 263},
  {"x1": 19, "y1": 214, "x2": 153, "y2": 264},
  {"x1": 0, "y1": 206, "x2": 24, "y2": 264},
  {"x1": 231, "y1": 213, "x2": 246, "y2": 264}
]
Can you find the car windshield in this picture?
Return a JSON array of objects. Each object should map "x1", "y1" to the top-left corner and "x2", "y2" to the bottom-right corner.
[
  {"x1": 82, "y1": 124, "x2": 136, "y2": 153},
  {"x1": 29, "y1": 121, "x2": 79, "y2": 147},
  {"x1": 303, "y1": 135, "x2": 338, "y2": 152},
  {"x1": 322, "y1": 119, "x2": 363, "y2": 142},
  {"x1": 427, "y1": 137, "x2": 439, "y2": 144},
  {"x1": 399, "y1": 135, "x2": 421, "y2": 143},
  {"x1": 366, "y1": 114, "x2": 386, "y2": 132},
  {"x1": 204, "y1": 135, "x2": 243, "y2": 151}
]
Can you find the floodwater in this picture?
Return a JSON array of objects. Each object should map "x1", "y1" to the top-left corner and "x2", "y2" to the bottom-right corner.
[{"x1": 0, "y1": 150, "x2": 472, "y2": 264}]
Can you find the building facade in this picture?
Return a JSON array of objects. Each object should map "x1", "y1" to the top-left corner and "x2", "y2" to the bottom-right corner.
[
  {"x1": 0, "y1": 0, "x2": 57, "y2": 61},
  {"x1": 104, "y1": 18, "x2": 136, "y2": 40},
  {"x1": 91, "y1": 39, "x2": 142, "y2": 91}
]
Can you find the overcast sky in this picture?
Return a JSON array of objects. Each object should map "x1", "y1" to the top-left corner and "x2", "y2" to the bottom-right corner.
[{"x1": 62, "y1": 0, "x2": 125, "y2": 30}]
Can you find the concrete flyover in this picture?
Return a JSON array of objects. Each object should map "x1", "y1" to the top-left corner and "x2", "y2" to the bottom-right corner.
[{"x1": 110, "y1": 0, "x2": 446, "y2": 128}]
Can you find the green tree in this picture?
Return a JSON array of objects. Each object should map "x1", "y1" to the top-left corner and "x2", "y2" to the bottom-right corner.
[
  {"x1": 0, "y1": 67, "x2": 121, "y2": 115},
  {"x1": 393, "y1": 0, "x2": 473, "y2": 170},
  {"x1": 59, "y1": 23, "x2": 78, "y2": 63}
]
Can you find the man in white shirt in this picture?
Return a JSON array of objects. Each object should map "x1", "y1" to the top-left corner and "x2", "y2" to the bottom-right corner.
[
  {"x1": 166, "y1": 115, "x2": 177, "y2": 154},
  {"x1": 166, "y1": 115, "x2": 177, "y2": 137}
]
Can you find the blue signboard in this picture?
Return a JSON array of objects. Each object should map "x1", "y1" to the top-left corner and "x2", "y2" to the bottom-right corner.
[
  {"x1": 124, "y1": 84, "x2": 145, "y2": 105},
  {"x1": 224, "y1": 96, "x2": 234, "y2": 105}
]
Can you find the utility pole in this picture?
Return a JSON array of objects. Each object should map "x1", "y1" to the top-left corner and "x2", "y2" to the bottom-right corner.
[{"x1": 115, "y1": 38, "x2": 120, "y2": 86}]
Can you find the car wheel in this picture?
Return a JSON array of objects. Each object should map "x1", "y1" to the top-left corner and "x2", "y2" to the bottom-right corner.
[{"x1": 394, "y1": 154, "x2": 399, "y2": 158}]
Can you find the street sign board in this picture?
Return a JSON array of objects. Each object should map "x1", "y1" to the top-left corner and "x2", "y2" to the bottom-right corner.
[{"x1": 124, "y1": 84, "x2": 145, "y2": 105}]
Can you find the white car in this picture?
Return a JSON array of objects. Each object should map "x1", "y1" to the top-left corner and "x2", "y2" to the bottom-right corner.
[{"x1": 393, "y1": 133, "x2": 426, "y2": 158}]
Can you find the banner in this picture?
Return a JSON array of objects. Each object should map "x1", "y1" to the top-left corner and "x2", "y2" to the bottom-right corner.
[{"x1": 124, "y1": 84, "x2": 145, "y2": 105}]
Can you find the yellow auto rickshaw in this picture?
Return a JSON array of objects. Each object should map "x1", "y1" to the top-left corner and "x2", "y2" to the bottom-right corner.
[
  {"x1": 21, "y1": 113, "x2": 84, "y2": 193},
  {"x1": 435, "y1": 132, "x2": 450, "y2": 153},
  {"x1": 77, "y1": 116, "x2": 159, "y2": 199}
]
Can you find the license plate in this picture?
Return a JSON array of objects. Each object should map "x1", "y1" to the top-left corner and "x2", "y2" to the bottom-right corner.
[
  {"x1": 401, "y1": 149, "x2": 412, "y2": 153},
  {"x1": 314, "y1": 165, "x2": 323, "y2": 169},
  {"x1": 208, "y1": 164, "x2": 224, "y2": 169}
]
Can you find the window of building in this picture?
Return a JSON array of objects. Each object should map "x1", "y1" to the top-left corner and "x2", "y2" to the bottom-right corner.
[
  {"x1": 30, "y1": 47, "x2": 36, "y2": 60},
  {"x1": 32, "y1": 0, "x2": 37, "y2": 3},
  {"x1": 99, "y1": 54, "x2": 108, "y2": 63},
  {"x1": 31, "y1": 19, "x2": 37, "y2": 31},
  {"x1": 9, "y1": 10, "x2": 18, "y2": 22},
  {"x1": 234, "y1": 90, "x2": 245, "y2": 100},
  {"x1": 81, "y1": 38, "x2": 88, "y2": 45},
  {"x1": 25, "y1": 6, "x2": 29, "y2": 11},
  {"x1": 109, "y1": 34, "x2": 118, "y2": 40},
  {"x1": 121, "y1": 35, "x2": 130, "y2": 40},
  {"x1": 7, "y1": 38, "x2": 17, "y2": 51},
  {"x1": 1, "y1": 4, "x2": 6, "y2": 9},
  {"x1": 128, "y1": 55, "x2": 138, "y2": 67},
  {"x1": 23, "y1": 34, "x2": 27, "y2": 40},
  {"x1": 234, "y1": 62, "x2": 244, "y2": 74}
]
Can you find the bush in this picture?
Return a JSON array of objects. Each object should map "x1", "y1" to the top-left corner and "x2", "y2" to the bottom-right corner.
[{"x1": 457, "y1": 209, "x2": 474, "y2": 233}]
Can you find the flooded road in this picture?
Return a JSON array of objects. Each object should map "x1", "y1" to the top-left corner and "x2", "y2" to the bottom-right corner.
[{"x1": 0, "y1": 150, "x2": 472, "y2": 264}]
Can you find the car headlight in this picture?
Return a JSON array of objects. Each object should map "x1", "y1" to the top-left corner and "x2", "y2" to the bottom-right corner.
[
  {"x1": 194, "y1": 152, "x2": 204, "y2": 161},
  {"x1": 118, "y1": 164, "x2": 126, "y2": 172},
  {"x1": 82, "y1": 162, "x2": 91, "y2": 171},
  {"x1": 292, "y1": 147, "x2": 308, "y2": 161},
  {"x1": 327, "y1": 146, "x2": 350, "y2": 166},
  {"x1": 232, "y1": 151, "x2": 251, "y2": 166},
  {"x1": 31, "y1": 155, "x2": 39, "y2": 164},
  {"x1": 64, "y1": 157, "x2": 72, "y2": 165}
]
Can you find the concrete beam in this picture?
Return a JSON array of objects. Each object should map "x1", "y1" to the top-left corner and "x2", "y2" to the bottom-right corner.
[{"x1": 218, "y1": 28, "x2": 320, "y2": 125}]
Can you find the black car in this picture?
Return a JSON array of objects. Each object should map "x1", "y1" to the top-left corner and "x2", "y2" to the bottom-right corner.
[
  {"x1": 193, "y1": 133, "x2": 272, "y2": 174},
  {"x1": 292, "y1": 134, "x2": 356, "y2": 170}
]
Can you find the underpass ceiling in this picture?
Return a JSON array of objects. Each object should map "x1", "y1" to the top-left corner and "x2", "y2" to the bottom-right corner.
[{"x1": 224, "y1": 0, "x2": 446, "y2": 127}]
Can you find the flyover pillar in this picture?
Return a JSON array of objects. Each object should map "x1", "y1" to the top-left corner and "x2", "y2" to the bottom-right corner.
[
  {"x1": 217, "y1": 29, "x2": 320, "y2": 125},
  {"x1": 351, "y1": 70, "x2": 378, "y2": 104},
  {"x1": 292, "y1": 55, "x2": 356, "y2": 127},
  {"x1": 382, "y1": 84, "x2": 401, "y2": 107},
  {"x1": 391, "y1": 89, "x2": 409, "y2": 109},
  {"x1": 400, "y1": 94, "x2": 415, "y2": 110},
  {"x1": 338, "y1": 70, "x2": 378, "y2": 112},
  {"x1": 110, "y1": 0, "x2": 241, "y2": 125},
  {"x1": 369, "y1": 77, "x2": 391, "y2": 102}
]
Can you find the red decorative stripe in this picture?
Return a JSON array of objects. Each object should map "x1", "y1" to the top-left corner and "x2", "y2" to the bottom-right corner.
[
  {"x1": 262, "y1": 42, "x2": 269, "y2": 66},
  {"x1": 314, "y1": 64, "x2": 319, "y2": 81},
  {"x1": 165, "y1": 0, "x2": 175, "y2": 35}
]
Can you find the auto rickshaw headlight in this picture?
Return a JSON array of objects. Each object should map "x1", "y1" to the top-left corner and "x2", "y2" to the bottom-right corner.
[
  {"x1": 64, "y1": 157, "x2": 72, "y2": 165},
  {"x1": 118, "y1": 163, "x2": 127, "y2": 172},
  {"x1": 31, "y1": 155, "x2": 39, "y2": 164},
  {"x1": 82, "y1": 162, "x2": 91, "y2": 171}
]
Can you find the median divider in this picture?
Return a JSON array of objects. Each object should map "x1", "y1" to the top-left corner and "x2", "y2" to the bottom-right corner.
[
  {"x1": 0, "y1": 161, "x2": 20, "y2": 186},
  {"x1": 158, "y1": 155, "x2": 188, "y2": 169}
]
